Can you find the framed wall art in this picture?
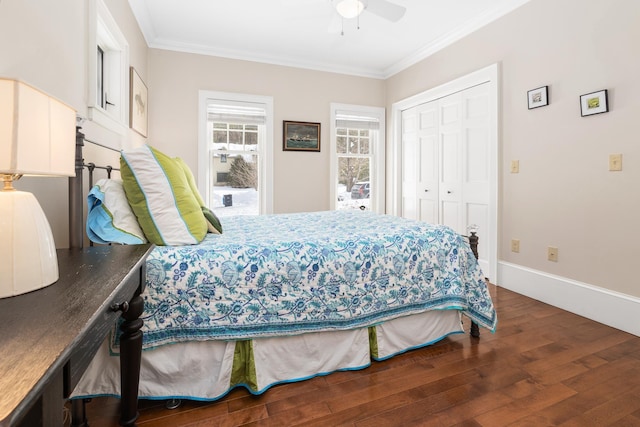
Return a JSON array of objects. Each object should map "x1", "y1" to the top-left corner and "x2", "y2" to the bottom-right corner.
[
  {"x1": 527, "y1": 85, "x2": 549, "y2": 109},
  {"x1": 580, "y1": 89, "x2": 609, "y2": 117},
  {"x1": 283, "y1": 121, "x2": 321, "y2": 152},
  {"x1": 129, "y1": 67, "x2": 148, "y2": 137}
]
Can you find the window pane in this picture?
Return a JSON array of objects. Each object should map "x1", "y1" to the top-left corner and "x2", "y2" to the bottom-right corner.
[
  {"x1": 336, "y1": 136, "x2": 347, "y2": 153},
  {"x1": 336, "y1": 156, "x2": 370, "y2": 211},
  {"x1": 245, "y1": 132, "x2": 258, "y2": 150},
  {"x1": 229, "y1": 131, "x2": 243, "y2": 146},
  {"x1": 348, "y1": 137, "x2": 359, "y2": 154},
  {"x1": 213, "y1": 130, "x2": 227, "y2": 143},
  {"x1": 360, "y1": 138, "x2": 370, "y2": 154},
  {"x1": 348, "y1": 129, "x2": 358, "y2": 137},
  {"x1": 211, "y1": 154, "x2": 259, "y2": 217},
  {"x1": 229, "y1": 124, "x2": 243, "y2": 130},
  {"x1": 245, "y1": 125, "x2": 258, "y2": 131},
  {"x1": 337, "y1": 128, "x2": 347, "y2": 136},
  {"x1": 213, "y1": 123, "x2": 227, "y2": 129}
]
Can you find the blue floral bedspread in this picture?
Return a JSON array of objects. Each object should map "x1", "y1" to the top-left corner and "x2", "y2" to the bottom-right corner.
[{"x1": 112, "y1": 210, "x2": 496, "y2": 351}]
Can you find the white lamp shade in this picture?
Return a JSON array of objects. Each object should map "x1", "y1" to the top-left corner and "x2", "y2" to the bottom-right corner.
[
  {"x1": 0, "y1": 78, "x2": 75, "y2": 176},
  {"x1": 0, "y1": 191, "x2": 58, "y2": 298}
]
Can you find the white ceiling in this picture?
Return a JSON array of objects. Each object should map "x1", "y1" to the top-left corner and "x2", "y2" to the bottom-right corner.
[{"x1": 128, "y1": 0, "x2": 530, "y2": 79}]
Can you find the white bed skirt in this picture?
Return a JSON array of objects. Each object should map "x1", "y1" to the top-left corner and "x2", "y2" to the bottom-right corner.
[{"x1": 71, "y1": 310, "x2": 463, "y2": 401}]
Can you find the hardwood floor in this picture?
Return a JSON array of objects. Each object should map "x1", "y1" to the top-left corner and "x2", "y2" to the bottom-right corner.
[{"x1": 76, "y1": 284, "x2": 640, "y2": 426}]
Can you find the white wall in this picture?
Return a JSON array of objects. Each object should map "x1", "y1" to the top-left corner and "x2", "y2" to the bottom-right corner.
[
  {"x1": 385, "y1": 0, "x2": 640, "y2": 330},
  {"x1": 147, "y1": 49, "x2": 385, "y2": 214},
  {"x1": 3, "y1": 0, "x2": 639, "y2": 333},
  {"x1": 0, "y1": 0, "x2": 148, "y2": 247}
]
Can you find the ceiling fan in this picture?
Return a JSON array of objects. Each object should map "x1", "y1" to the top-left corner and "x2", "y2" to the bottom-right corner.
[
  {"x1": 333, "y1": 0, "x2": 406, "y2": 22},
  {"x1": 281, "y1": 0, "x2": 406, "y2": 35},
  {"x1": 327, "y1": 0, "x2": 407, "y2": 35},
  {"x1": 329, "y1": 0, "x2": 406, "y2": 34}
]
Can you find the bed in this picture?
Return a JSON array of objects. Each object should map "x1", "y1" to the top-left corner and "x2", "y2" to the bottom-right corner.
[{"x1": 68, "y1": 127, "x2": 496, "y2": 417}]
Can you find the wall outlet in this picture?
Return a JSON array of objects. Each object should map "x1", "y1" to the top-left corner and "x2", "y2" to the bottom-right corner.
[
  {"x1": 510, "y1": 160, "x2": 520, "y2": 173},
  {"x1": 511, "y1": 239, "x2": 520, "y2": 253},
  {"x1": 609, "y1": 154, "x2": 622, "y2": 171},
  {"x1": 547, "y1": 246, "x2": 558, "y2": 262}
]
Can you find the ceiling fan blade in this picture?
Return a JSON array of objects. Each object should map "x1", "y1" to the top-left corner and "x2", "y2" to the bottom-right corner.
[{"x1": 366, "y1": 0, "x2": 406, "y2": 22}]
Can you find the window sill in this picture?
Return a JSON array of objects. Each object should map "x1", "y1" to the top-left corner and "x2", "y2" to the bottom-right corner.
[{"x1": 88, "y1": 106, "x2": 127, "y2": 137}]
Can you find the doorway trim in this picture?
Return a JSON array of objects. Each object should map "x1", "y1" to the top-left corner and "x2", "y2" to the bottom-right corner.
[{"x1": 389, "y1": 63, "x2": 499, "y2": 282}]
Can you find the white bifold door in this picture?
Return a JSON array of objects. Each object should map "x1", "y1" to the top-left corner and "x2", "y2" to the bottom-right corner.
[{"x1": 401, "y1": 82, "x2": 491, "y2": 276}]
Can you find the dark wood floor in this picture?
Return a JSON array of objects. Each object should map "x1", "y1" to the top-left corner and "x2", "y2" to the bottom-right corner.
[{"x1": 75, "y1": 284, "x2": 640, "y2": 426}]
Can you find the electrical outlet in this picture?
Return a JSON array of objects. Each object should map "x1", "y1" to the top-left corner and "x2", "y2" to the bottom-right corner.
[
  {"x1": 548, "y1": 246, "x2": 558, "y2": 262},
  {"x1": 609, "y1": 154, "x2": 622, "y2": 171},
  {"x1": 510, "y1": 160, "x2": 519, "y2": 173},
  {"x1": 511, "y1": 239, "x2": 520, "y2": 253}
]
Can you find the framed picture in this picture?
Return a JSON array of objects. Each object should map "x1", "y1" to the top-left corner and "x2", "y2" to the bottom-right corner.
[
  {"x1": 129, "y1": 67, "x2": 148, "y2": 137},
  {"x1": 580, "y1": 89, "x2": 609, "y2": 117},
  {"x1": 283, "y1": 121, "x2": 321, "y2": 152},
  {"x1": 527, "y1": 85, "x2": 549, "y2": 109}
]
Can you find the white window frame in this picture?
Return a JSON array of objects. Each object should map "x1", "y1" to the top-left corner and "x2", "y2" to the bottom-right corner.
[
  {"x1": 87, "y1": 0, "x2": 129, "y2": 136},
  {"x1": 330, "y1": 103, "x2": 386, "y2": 213},
  {"x1": 198, "y1": 91, "x2": 274, "y2": 214}
]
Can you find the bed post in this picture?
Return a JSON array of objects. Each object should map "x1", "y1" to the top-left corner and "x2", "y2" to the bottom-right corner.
[
  {"x1": 69, "y1": 126, "x2": 85, "y2": 250},
  {"x1": 69, "y1": 127, "x2": 91, "y2": 426},
  {"x1": 468, "y1": 231, "x2": 481, "y2": 338}
]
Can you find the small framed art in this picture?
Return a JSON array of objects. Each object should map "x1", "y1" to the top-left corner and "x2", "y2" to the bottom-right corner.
[
  {"x1": 129, "y1": 67, "x2": 148, "y2": 137},
  {"x1": 580, "y1": 89, "x2": 609, "y2": 117},
  {"x1": 527, "y1": 86, "x2": 549, "y2": 109},
  {"x1": 283, "y1": 121, "x2": 321, "y2": 152}
]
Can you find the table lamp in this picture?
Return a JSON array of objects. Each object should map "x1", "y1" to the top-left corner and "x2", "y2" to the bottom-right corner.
[{"x1": 0, "y1": 78, "x2": 76, "y2": 298}]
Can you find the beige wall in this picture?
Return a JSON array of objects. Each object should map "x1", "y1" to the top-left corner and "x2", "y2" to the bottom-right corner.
[
  {"x1": 147, "y1": 49, "x2": 385, "y2": 214},
  {"x1": 0, "y1": 0, "x2": 148, "y2": 247},
  {"x1": 386, "y1": 0, "x2": 640, "y2": 297},
  {"x1": 3, "y1": 0, "x2": 638, "y2": 302}
]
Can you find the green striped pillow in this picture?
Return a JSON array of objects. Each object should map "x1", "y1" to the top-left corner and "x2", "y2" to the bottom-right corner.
[
  {"x1": 120, "y1": 145, "x2": 207, "y2": 246},
  {"x1": 174, "y1": 157, "x2": 223, "y2": 234}
]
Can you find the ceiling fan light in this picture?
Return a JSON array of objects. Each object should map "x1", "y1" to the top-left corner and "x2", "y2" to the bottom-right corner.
[{"x1": 335, "y1": 0, "x2": 365, "y2": 19}]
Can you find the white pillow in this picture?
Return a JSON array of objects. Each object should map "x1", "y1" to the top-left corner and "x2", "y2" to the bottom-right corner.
[{"x1": 86, "y1": 179, "x2": 147, "y2": 245}]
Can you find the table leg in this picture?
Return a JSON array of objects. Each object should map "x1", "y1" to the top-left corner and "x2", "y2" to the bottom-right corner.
[{"x1": 118, "y1": 293, "x2": 144, "y2": 427}]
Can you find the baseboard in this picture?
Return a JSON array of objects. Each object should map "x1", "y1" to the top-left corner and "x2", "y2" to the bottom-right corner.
[{"x1": 498, "y1": 261, "x2": 640, "y2": 337}]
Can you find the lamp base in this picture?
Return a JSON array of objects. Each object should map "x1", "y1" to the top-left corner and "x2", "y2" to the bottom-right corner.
[{"x1": 0, "y1": 190, "x2": 59, "y2": 298}]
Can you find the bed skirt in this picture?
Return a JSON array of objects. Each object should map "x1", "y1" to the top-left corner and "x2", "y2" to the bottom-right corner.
[{"x1": 71, "y1": 309, "x2": 463, "y2": 401}]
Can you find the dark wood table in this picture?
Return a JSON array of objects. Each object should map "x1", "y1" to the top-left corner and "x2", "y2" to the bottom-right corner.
[{"x1": 0, "y1": 244, "x2": 153, "y2": 427}]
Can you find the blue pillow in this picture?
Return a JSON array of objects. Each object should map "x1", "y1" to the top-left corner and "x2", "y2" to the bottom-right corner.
[{"x1": 87, "y1": 179, "x2": 147, "y2": 245}]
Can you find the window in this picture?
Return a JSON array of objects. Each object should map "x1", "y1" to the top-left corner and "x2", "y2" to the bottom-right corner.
[
  {"x1": 198, "y1": 92, "x2": 274, "y2": 217},
  {"x1": 330, "y1": 104, "x2": 385, "y2": 213},
  {"x1": 88, "y1": 0, "x2": 129, "y2": 136}
]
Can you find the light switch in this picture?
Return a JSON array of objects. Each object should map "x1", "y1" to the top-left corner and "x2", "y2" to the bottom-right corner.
[
  {"x1": 510, "y1": 160, "x2": 519, "y2": 173},
  {"x1": 548, "y1": 246, "x2": 558, "y2": 262},
  {"x1": 511, "y1": 239, "x2": 520, "y2": 253},
  {"x1": 609, "y1": 154, "x2": 622, "y2": 171}
]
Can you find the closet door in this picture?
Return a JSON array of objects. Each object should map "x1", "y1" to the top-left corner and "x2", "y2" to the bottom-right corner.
[
  {"x1": 401, "y1": 102, "x2": 439, "y2": 223},
  {"x1": 401, "y1": 84, "x2": 490, "y2": 223},
  {"x1": 438, "y1": 92, "x2": 463, "y2": 233},
  {"x1": 401, "y1": 106, "x2": 418, "y2": 219},
  {"x1": 395, "y1": 65, "x2": 496, "y2": 281},
  {"x1": 415, "y1": 101, "x2": 439, "y2": 223},
  {"x1": 461, "y1": 83, "x2": 491, "y2": 265}
]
